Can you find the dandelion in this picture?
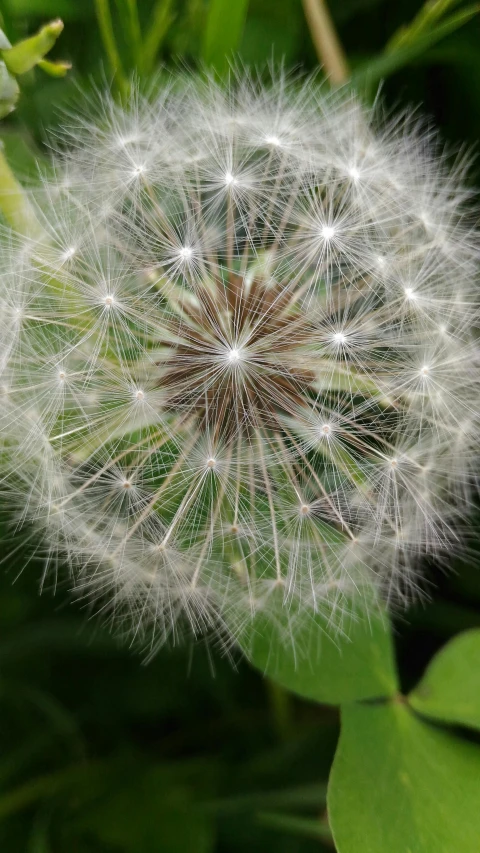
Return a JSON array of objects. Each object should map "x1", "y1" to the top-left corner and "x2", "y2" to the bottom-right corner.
[{"x1": 0, "y1": 71, "x2": 479, "y2": 655}]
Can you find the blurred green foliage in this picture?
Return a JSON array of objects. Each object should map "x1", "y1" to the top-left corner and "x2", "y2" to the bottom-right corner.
[
  {"x1": 1, "y1": 1, "x2": 480, "y2": 850},
  {"x1": 1, "y1": 0, "x2": 480, "y2": 151}
]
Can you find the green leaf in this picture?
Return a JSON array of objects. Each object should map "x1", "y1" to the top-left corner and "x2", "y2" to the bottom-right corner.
[
  {"x1": 75, "y1": 764, "x2": 215, "y2": 853},
  {"x1": 28, "y1": 803, "x2": 55, "y2": 853},
  {"x1": 3, "y1": 0, "x2": 91, "y2": 17},
  {"x1": 115, "y1": 0, "x2": 142, "y2": 64},
  {"x1": 237, "y1": 595, "x2": 398, "y2": 704},
  {"x1": 202, "y1": 0, "x2": 249, "y2": 73},
  {"x1": 142, "y1": 0, "x2": 175, "y2": 75},
  {"x1": 239, "y1": 0, "x2": 302, "y2": 66},
  {"x1": 328, "y1": 701, "x2": 480, "y2": 853},
  {"x1": 351, "y1": 5, "x2": 479, "y2": 88},
  {"x1": 95, "y1": 0, "x2": 127, "y2": 95},
  {"x1": 409, "y1": 629, "x2": 480, "y2": 729},
  {"x1": 0, "y1": 129, "x2": 47, "y2": 176},
  {"x1": 0, "y1": 763, "x2": 100, "y2": 820},
  {"x1": 386, "y1": 0, "x2": 465, "y2": 52}
]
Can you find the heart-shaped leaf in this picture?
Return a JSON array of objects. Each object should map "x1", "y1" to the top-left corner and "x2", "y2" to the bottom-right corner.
[
  {"x1": 237, "y1": 598, "x2": 397, "y2": 705},
  {"x1": 329, "y1": 700, "x2": 480, "y2": 853},
  {"x1": 409, "y1": 629, "x2": 480, "y2": 730}
]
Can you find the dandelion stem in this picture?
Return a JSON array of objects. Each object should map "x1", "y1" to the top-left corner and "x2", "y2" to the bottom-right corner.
[{"x1": 302, "y1": 0, "x2": 350, "y2": 85}]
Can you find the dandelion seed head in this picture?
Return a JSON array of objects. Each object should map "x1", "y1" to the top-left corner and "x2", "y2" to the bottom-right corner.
[{"x1": 1, "y1": 70, "x2": 479, "y2": 657}]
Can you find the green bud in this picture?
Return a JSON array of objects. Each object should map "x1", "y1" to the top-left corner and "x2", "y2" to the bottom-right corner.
[{"x1": 2, "y1": 19, "x2": 64, "y2": 76}]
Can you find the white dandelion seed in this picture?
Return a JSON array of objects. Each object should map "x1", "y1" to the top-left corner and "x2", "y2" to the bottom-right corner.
[{"x1": 1, "y1": 71, "x2": 479, "y2": 657}]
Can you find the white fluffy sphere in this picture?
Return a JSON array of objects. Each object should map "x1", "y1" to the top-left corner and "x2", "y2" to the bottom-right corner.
[{"x1": 1, "y1": 72, "x2": 478, "y2": 653}]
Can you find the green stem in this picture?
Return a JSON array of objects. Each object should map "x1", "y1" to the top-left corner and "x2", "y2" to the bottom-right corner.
[{"x1": 0, "y1": 145, "x2": 42, "y2": 238}]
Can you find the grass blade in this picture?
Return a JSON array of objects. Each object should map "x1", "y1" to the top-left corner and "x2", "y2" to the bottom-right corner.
[{"x1": 202, "y1": 0, "x2": 249, "y2": 73}]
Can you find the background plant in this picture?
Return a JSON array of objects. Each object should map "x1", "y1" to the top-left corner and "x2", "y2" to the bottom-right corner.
[{"x1": 0, "y1": 1, "x2": 480, "y2": 852}]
